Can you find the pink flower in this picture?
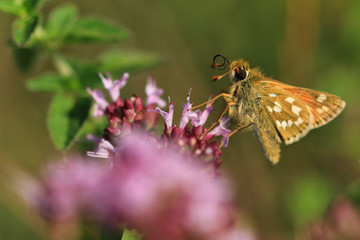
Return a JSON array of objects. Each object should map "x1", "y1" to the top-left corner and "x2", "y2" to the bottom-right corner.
[
  {"x1": 35, "y1": 160, "x2": 110, "y2": 222},
  {"x1": 108, "y1": 134, "x2": 234, "y2": 240},
  {"x1": 87, "y1": 75, "x2": 230, "y2": 172},
  {"x1": 31, "y1": 133, "x2": 253, "y2": 239},
  {"x1": 191, "y1": 97, "x2": 214, "y2": 127},
  {"x1": 145, "y1": 76, "x2": 166, "y2": 107},
  {"x1": 86, "y1": 88, "x2": 109, "y2": 117},
  {"x1": 87, "y1": 139, "x2": 115, "y2": 159},
  {"x1": 99, "y1": 72, "x2": 129, "y2": 101},
  {"x1": 152, "y1": 97, "x2": 174, "y2": 130},
  {"x1": 179, "y1": 89, "x2": 198, "y2": 129},
  {"x1": 87, "y1": 72, "x2": 129, "y2": 117},
  {"x1": 209, "y1": 117, "x2": 232, "y2": 147}
]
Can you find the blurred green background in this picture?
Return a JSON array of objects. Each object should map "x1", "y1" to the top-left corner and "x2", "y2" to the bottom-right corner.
[{"x1": 1, "y1": 0, "x2": 360, "y2": 239}]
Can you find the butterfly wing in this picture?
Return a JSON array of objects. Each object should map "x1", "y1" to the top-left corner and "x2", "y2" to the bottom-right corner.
[
  {"x1": 256, "y1": 79, "x2": 345, "y2": 145},
  {"x1": 278, "y1": 86, "x2": 346, "y2": 128}
]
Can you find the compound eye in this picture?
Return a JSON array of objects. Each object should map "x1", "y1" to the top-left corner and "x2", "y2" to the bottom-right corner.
[{"x1": 234, "y1": 67, "x2": 247, "y2": 82}]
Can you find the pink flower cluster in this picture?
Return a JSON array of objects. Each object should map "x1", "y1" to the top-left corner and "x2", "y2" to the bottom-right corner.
[
  {"x1": 87, "y1": 73, "x2": 232, "y2": 171},
  {"x1": 24, "y1": 72, "x2": 254, "y2": 240},
  {"x1": 33, "y1": 134, "x2": 254, "y2": 240}
]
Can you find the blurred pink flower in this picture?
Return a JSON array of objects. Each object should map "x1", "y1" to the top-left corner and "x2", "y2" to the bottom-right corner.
[
  {"x1": 31, "y1": 133, "x2": 254, "y2": 240},
  {"x1": 110, "y1": 134, "x2": 250, "y2": 240},
  {"x1": 35, "y1": 160, "x2": 110, "y2": 222}
]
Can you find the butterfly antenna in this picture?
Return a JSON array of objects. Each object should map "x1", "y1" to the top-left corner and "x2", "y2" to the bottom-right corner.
[
  {"x1": 211, "y1": 54, "x2": 230, "y2": 70},
  {"x1": 211, "y1": 54, "x2": 232, "y2": 81}
]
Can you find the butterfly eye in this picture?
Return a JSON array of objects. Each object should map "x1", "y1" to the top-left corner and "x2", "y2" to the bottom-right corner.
[{"x1": 233, "y1": 67, "x2": 247, "y2": 82}]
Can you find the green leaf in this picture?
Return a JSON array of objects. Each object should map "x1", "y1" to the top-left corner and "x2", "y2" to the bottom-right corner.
[
  {"x1": 26, "y1": 73, "x2": 65, "y2": 92},
  {"x1": 63, "y1": 17, "x2": 128, "y2": 43},
  {"x1": 22, "y1": 0, "x2": 41, "y2": 13},
  {"x1": 67, "y1": 59, "x2": 101, "y2": 89},
  {"x1": 121, "y1": 229, "x2": 143, "y2": 240},
  {"x1": 12, "y1": 14, "x2": 39, "y2": 46},
  {"x1": 79, "y1": 117, "x2": 107, "y2": 139},
  {"x1": 100, "y1": 49, "x2": 162, "y2": 75},
  {"x1": 75, "y1": 117, "x2": 107, "y2": 153},
  {"x1": 0, "y1": 0, "x2": 21, "y2": 15},
  {"x1": 46, "y1": 3, "x2": 77, "y2": 40},
  {"x1": 10, "y1": 40, "x2": 39, "y2": 71},
  {"x1": 48, "y1": 93, "x2": 91, "y2": 150},
  {"x1": 52, "y1": 53, "x2": 77, "y2": 78}
]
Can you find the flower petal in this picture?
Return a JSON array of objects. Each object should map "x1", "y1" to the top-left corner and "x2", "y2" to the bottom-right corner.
[
  {"x1": 86, "y1": 87, "x2": 109, "y2": 109},
  {"x1": 209, "y1": 117, "x2": 231, "y2": 147},
  {"x1": 87, "y1": 87, "x2": 109, "y2": 117},
  {"x1": 179, "y1": 89, "x2": 198, "y2": 129},
  {"x1": 191, "y1": 98, "x2": 214, "y2": 127},
  {"x1": 150, "y1": 97, "x2": 174, "y2": 128},
  {"x1": 99, "y1": 72, "x2": 129, "y2": 101},
  {"x1": 99, "y1": 72, "x2": 113, "y2": 89},
  {"x1": 145, "y1": 77, "x2": 166, "y2": 108},
  {"x1": 87, "y1": 139, "x2": 115, "y2": 159}
]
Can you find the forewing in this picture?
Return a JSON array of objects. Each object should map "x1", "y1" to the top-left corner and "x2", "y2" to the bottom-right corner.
[
  {"x1": 280, "y1": 87, "x2": 345, "y2": 128},
  {"x1": 264, "y1": 78, "x2": 346, "y2": 128}
]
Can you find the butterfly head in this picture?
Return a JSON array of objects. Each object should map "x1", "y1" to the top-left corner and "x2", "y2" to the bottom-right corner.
[{"x1": 211, "y1": 55, "x2": 250, "y2": 83}]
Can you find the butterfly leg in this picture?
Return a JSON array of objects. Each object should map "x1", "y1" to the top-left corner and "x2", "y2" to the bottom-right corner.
[
  {"x1": 190, "y1": 93, "x2": 233, "y2": 110},
  {"x1": 200, "y1": 104, "x2": 231, "y2": 139},
  {"x1": 219, "y1": 114, "x2": 254, "y2": 148}
]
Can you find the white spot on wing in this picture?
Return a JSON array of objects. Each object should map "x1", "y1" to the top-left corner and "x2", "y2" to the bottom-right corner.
[
  {"x1": 267, "y1": 106, "x2": 273, "y2": 112},
  {"x1": 285, "y1": 97, "x2": 295, "y2": 104},
  {"x1": 273, "y1": 101, "x2": 282, "y2": 112},
  {"x1": 285, "y1": 110, "x2": 314, "y2": 145},
  {"x1": 294, "y1": 118, "x2": 304, "y2": 126},
  {"x1": 269, "y1": 93, "x2": 277, "y2": 97},
  {"x1": 316, "y1": 94, "x2": 327, "y2": 103},
  {"x1": 281, "y1": 120, "x2": 287, "y2": 129},
  {"x1": 276, "y1": 120, "x2": 281, "y2": 128},
  {"x1": 292, "y1": 105, "x2": 302, "y2": 116},
  {"x1": 273, "y1": 105, "x2": 282, "y2": 112},
  {"x1": 288, "y1": 120, "x2": 293, "y2": 127},
  {"x1": 322, "y1": 106, "x2": 329, "y2": 112}
]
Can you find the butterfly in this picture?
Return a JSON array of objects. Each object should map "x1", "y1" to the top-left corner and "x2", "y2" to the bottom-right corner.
[{"x1": 192, "y1": 55, "x2": 346, "y2": 164}]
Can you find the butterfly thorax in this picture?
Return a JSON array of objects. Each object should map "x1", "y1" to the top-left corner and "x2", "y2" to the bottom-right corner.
[{"x1": 226, "y1": 67, "x2": 265, "y2": 124}]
